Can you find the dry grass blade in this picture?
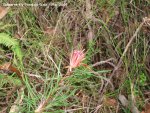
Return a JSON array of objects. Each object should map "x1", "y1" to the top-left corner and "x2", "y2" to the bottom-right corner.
[
  {"x1": 85, "y1": 0, "x2": 93, "y2": 19},
  {"x1": 87, "y1": 28, "x2": 94, "y2": 41},
  {"x1": 65, "y1": 107, "x2": 89, "y2": 112},
  {"x1": 35, "y1": 96, "x2": 52, "y2": 113},
  {"x1": 130, "y1": 83, "x2": 140, "y2": 113}
]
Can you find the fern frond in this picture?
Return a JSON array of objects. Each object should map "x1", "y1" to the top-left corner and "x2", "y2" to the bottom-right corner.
[{"x1": 0, "y1": 33, "x2": 23, "y2": 66}]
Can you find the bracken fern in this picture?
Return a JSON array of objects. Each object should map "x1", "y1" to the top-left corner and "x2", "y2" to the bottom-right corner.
[{"x1": 0, "y1": 33, "x2": 23, "y2": 66}]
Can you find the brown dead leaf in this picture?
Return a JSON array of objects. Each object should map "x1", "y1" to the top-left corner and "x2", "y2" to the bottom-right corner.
[
  {"x1": 145, "y1": 103, "x2": 150, "y2": 113},
  {"x1": 43, "y1": 27, "x2": 60, "y2": 36},
  {"x1": 0, "y1": 62, "x2": 22, "y2": 79},
  {"x1": 44, "y1": 27, "x2": 55, "y2": 35},
  {"x1": 104, "y1": 97, "x2": 117, "y2": 107},
  {"x1": 141, "y1": 103, "x2": 150, "y2": 113},
  {"x1": 0, "y1": 6, "x2": 9, "y2": 20},
  {"x1": 141, "y1": 111, "x2": 145, "y2": 113}
]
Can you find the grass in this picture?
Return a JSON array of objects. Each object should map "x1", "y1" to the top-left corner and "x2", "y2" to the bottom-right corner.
[{"x1": 0, "y1": 0, "x2": 150, "y2": 113}]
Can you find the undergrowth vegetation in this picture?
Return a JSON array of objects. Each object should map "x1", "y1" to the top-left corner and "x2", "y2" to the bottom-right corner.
[{"x1": 0, "y1": 0, "x2": 150, "y2": 113}]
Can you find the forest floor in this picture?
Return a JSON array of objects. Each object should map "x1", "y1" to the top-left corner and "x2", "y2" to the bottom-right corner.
[{"x1": 0, "y1": 0, "x2": 150, "y2": 113}]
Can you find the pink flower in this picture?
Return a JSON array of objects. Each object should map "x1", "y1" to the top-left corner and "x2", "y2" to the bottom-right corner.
[{"x1": 69, "y1": 49, "x2": 85, "y2": 72}]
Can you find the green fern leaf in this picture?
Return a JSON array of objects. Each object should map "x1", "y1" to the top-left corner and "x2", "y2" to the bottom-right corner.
[{"x1": 0, "y1": 33, "x2": 23, "y2": 66}]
